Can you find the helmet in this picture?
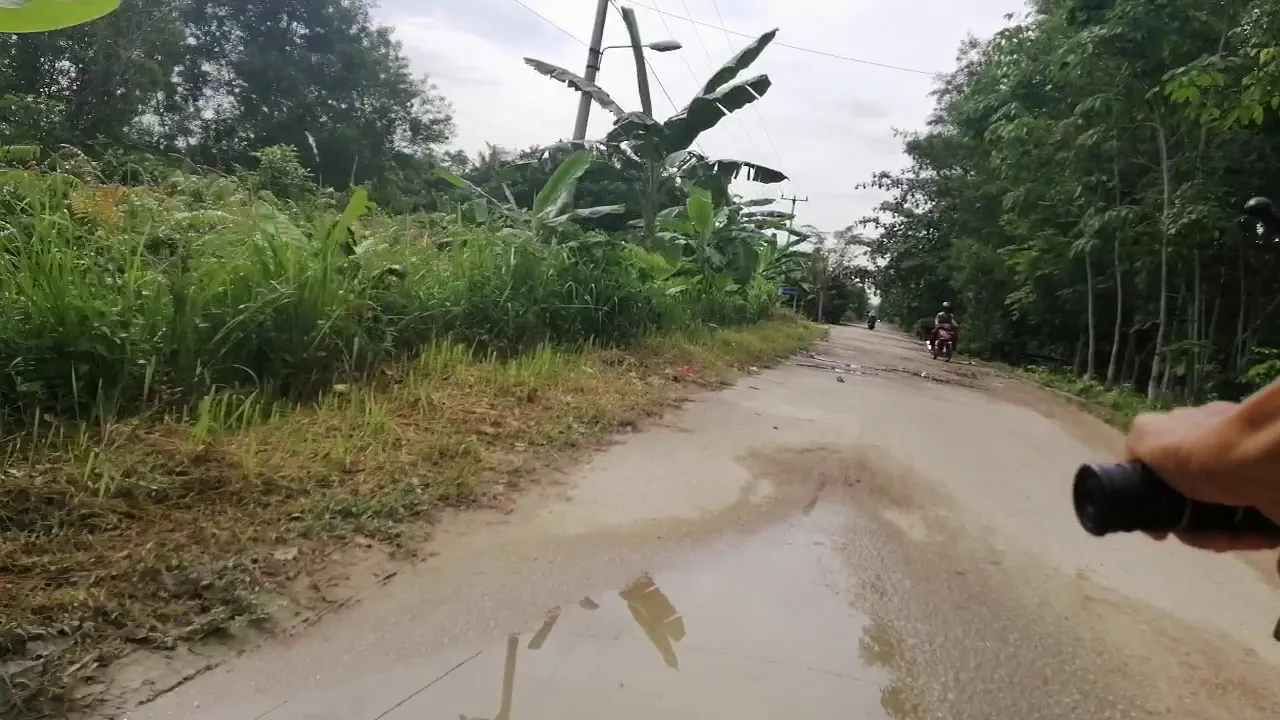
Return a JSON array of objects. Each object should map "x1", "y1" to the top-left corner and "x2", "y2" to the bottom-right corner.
[{"x1": 942, "y1": 301, "x2": 952, "y2": 309}]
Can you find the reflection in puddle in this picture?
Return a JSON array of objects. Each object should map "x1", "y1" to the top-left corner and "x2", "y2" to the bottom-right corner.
[
  {"x1": 495, "y1": 635, "x2": 518, "y2": 720},
  {"x1": 618, "y1": 574, "x2": 686, "y2": 669},
  {"x1": 466, "y1": 576, "x2": 685, "y2": 719},
  {"x1": 398, "y1": 506, "x2": 907, "y2": 719},
  {"x1": 526, "y1": 609, "x2": 560, "y2": 651}
]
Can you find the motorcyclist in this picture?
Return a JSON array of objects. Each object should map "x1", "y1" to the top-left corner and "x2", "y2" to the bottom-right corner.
[{"x1": 930, "y1": 302, "x2": 958, "y2": 352}]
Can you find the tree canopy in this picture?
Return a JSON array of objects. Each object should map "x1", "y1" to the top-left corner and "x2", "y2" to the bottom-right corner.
[{"x1": 0, "y1": 0, "x2": 454, "y2": 196}]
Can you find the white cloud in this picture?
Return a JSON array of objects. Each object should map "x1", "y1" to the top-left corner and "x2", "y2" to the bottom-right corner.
[{"x1": 377, "y1": 0, "x2": 1024, "y2": 231}]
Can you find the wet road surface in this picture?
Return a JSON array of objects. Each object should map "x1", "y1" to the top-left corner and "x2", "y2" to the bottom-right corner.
[{"x1": 113, "y1": 326, "x2": 1280, "y2": 719}]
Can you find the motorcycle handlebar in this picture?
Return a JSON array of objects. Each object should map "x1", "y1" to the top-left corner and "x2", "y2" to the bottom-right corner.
[{"x1": 1072, "y1": 462, "x2": 1280, "y2": 538}]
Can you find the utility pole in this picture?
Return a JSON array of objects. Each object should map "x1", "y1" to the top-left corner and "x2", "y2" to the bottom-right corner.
[
  {"x1": 780, "y1": 194, "x2": 808, "y2": 230},
  {"x1": 780, "y1": 194, "x2": 815, "y2": 318},
  {"x1": 573, "y1": 0, "x2": 611, "y2": 142}
]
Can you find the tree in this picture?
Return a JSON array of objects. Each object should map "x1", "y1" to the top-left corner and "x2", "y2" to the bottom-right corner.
[
  {"x1": 0, "y1": 0, "x2": 456, "y2": 195},
  {"x1": 0, "y1": 0, "x2": 186, "y2": 147}
]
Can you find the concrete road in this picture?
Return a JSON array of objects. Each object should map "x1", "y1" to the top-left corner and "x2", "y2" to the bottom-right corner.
[{"x1": 117, "y1": 326, "x2": 1280, "y2": 719}]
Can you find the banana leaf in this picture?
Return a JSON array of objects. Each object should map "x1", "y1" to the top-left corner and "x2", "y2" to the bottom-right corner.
[
  {"x1": 0, "y1": 0, "x2": 119, "y2": 32},
  {"x1": 524, "y1": 59, "x2": 627, "y2": 119},
  {"x1": 700, "y1": 29, "x2": 779, "y2": 96},
  {"x1": 663, "y1": 76, "x2": 772, "y2": 153},
  {"x1": 533, "y1": 150, "x2": 593, "y2": 220}
]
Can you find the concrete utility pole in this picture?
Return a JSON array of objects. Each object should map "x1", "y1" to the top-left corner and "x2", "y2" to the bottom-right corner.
[
  {"x1": 780, "y1": 194, "x2": 809, "y2": 229},
  {"x1": 572, "y1": 0, "x2": 611, "y2": 142}
]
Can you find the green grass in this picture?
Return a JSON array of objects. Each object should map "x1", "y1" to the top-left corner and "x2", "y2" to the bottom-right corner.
[
  {"x1": 0, "y1": 167, "x2": 778, "y2": 435},
  {"x1": 1016, "y1": 366, "x2": 1163, "y2": 428}
]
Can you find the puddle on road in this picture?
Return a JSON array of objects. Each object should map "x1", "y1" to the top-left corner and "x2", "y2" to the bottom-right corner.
[{"x1": 268, "y1": 504, "x2": 908, "y2": 720}]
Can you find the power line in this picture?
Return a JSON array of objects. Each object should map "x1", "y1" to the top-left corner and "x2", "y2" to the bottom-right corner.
[
  {"x1": 676, "y1": 0, "x2": 764, "y2": 160},
  {"x1": 678, "y1": 0, "x2": 717, "y2": 68},
  {"x1": 626, "y1": 0, "x2": 938, "y2": 75},
  {"x1": 647, "y1": 0, "x2": 702, "y2": 90},
  {"x1": 708, "y1": 0, "x2": 784, "y2": 168},
  {"x1": 646, "y1": 0, "x2": 752, "y2": 161},
  {"x1": 509, "y1": 0, "x2": 588, "y2": 45}
]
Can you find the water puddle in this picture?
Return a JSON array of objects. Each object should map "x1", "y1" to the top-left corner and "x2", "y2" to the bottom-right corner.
[{"x1": 203, "y1": 504, "x2": 907, "y2": 720}]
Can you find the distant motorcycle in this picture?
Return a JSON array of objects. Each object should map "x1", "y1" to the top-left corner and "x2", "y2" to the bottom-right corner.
[
  {"x1": 866, "y1": 316, "x2": 877, "y2": 330},
  {"x1": 931, "y1": 325, "x2": 955, "y2": 361}
]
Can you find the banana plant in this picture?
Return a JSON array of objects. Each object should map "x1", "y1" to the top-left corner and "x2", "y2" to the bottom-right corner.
[
  {"x1": 0, "y1": 0, "x2": 119, "y2": 32},
  {"x1": 653, "y1": 185, "x2": 774, "y2": 295},
  {"x1": 755, "y1": 235, "x2": 807, "y2": 283},
  {"x1": 436, "y1": 150, "x2": 624, "y2": 244},
  {"x1": 524, "y1": 27, "x2": 787, "y2": 239}
]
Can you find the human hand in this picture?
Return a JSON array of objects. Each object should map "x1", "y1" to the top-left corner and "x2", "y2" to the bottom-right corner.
[{"x1": 1125, "y1": 398, "x2": 1280, "y2": 552}]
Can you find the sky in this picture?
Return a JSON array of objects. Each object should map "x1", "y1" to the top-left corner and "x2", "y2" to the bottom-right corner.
[{"x1": 373, "y1": 0, "x2": 1027, "y2": 233}]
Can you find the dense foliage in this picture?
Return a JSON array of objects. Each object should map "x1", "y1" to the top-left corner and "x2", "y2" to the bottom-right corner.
[
  {"x1": 0, "y1": 9, "x2": 855, "y2": 437},
  {"x1": 867, "y1": 0, "x2": 1280, "y2": 402},
  {"x1": 0, "y1": 0, "x2": 454, "y2": 206}
]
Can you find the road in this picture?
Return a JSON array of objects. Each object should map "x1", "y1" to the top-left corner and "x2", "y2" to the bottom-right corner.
[{"x1": 113, "y1": 325, "x2": 1280, "y2": 720}]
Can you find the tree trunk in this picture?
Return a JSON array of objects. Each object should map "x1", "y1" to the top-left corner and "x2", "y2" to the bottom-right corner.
[
  {"x1": 1107, "y1": 236, "x2": 1124, "y2": 385},
  {"x1": 1084, "y1": 244, "x2": 1097, "y2": 381},
  {"x1": 1122, "y1": 326, "x2": 1139, "y2": 387},
  {"x1": 1106, "y1": 150, "x2": 1124, "y2": 386},
  {"x1": 1073, "y1": 334, "x2": 1085, "y2": 376},
  {"x1": 1234, "y1": 235, "x2": 1247, "y2": 374},
  {"x1": 1189, "y1": 252, "x2": 1201, "y2": 399},
  {"x1": 1201, "y1": 265, "x2": 1224, "y2": 399},
  {"x1": 1132, "y1": 340, "x2": 1152, "y2": 389},
  {"x1": 1148, "y1": 119, "x2": 1171, "y2": 402},
  {"x1": 1208, "y1": 265, "x2": 1224, "y2": 358}
]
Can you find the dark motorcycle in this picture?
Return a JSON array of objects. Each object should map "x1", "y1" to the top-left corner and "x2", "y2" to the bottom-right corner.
[{"x1": 866, "y1": 315, "x2": 877, "y2": 330}]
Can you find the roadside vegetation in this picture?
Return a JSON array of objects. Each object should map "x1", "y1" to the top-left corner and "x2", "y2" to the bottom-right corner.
[
  {"x1": 865, "y1": 0, "x2": 1280, "y2": 413},
  {"x1": 0, "y1": 2, "x2": 855, "y2": 716},
  {"x1": 1017, "y1": 367, "x2": 1161, "y2": 428}
]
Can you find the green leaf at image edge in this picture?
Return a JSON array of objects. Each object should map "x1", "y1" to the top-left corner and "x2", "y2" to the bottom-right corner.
[{"x1": 0, "y1": 0, "x2": 121, "y2": 33}]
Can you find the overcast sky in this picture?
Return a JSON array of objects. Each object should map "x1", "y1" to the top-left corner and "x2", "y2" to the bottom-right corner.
[{"x1": 373, "y1": 0, "x2": 1026, "y2": 232}]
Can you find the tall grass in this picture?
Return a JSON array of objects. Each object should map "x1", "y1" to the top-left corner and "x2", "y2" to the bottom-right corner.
[{"x1": 0, "y1": 167, "x2": 774, "y2": 434}]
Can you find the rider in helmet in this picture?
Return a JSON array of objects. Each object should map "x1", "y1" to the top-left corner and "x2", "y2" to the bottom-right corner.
[{"x1": 931, "y1": 302, "x2": 958, "y2": 352}]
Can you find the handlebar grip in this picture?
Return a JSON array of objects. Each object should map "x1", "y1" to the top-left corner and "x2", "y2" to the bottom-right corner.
[{"x1": 1072, "y1": 462, "x2": 1280, "y2": 538}]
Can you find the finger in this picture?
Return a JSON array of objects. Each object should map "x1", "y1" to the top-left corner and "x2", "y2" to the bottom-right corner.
[
  {"x1": 1125, "y1": 412, "x2": 1240, "y2": 506},
  {"x1": 1172, "y1": 531, "x2": 1280, "y2": 552}
]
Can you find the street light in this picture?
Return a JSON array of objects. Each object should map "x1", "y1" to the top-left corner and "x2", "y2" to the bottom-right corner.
[
  {"x1": 572, "y1": 37, "x2": 683, "y2": 140},
  {"x1": 602, "y1": 39, "x2": 684, "y2": 55}
]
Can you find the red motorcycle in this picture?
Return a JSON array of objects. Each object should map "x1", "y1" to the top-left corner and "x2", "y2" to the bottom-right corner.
[{"x1": 931, "y1": 324, "x2": 955, "y2": 361}]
